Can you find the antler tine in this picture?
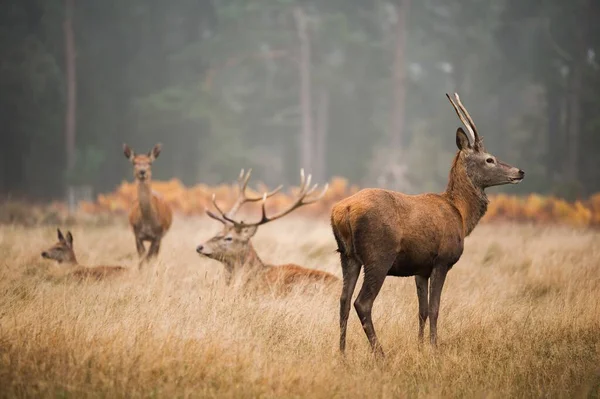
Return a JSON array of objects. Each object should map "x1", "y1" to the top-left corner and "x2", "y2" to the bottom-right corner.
[
  {"x1": 226, "y1": 168, "x2": 283, "y2": 217},
  {"x1": 234, "y1": 170, "x2": 329, "y2": 228},
  {"x1": 446, "y1": 93, "x2": 476, "y2": 146},
  {"x1": 206, "y1": 209, "x2": 229, "y2": 225},
  {"x1": 238, "y1": 168, "x2": 252, "y2": 192},
  {"x1": 211, "y1": 193, "x2": 231, "y2": 220},
  {"x1": 453, "y1": 93, "x2": 483, "y2": 149},
  {"x1": 302, "y1": 182, "x2": 329, "y2": 204}
]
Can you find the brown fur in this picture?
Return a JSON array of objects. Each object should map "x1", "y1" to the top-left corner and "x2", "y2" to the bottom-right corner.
[
  {"x1": 197, "y1": 226, "x2": 339, "y2": 291},
  {"x1": 123, "y1": 143, "x2": 173, "y2": 266},
  {"x1": 332, "y1": 93, "x2": 525, "y2": 356},
  {"x1": 263, "y1": 264, "x2": 339, "y2": 287},
  {"x1": 197, "y1": 169, "x2": 336, "y2": 292},
  {"x1": 41, "y1": 229, "x2": 126, "y2": 281}
]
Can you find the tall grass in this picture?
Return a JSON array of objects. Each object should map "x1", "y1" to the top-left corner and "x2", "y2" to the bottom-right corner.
[{"x1": 0, "y1": 218, "x2": 599, "y2": 398}]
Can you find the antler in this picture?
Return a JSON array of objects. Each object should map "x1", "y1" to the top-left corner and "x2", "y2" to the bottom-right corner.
[
  {"x1": 446, "y1": 92, "x2": 484, "y2": 151},
  {"x1": 212, "y1": 169, "x2": 328, "y2": 229},
  {"x1": 206, "y1": 169, "x2": 283, "y2": 225}
]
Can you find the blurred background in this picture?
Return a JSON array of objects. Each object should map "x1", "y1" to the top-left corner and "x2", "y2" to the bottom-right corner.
[{"x1": 0, "y1": 0, "x2": 598, "y2": 202}]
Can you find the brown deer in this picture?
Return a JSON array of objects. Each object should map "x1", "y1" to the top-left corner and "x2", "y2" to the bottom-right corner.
[
  {"x1": 331, "y1": 93, "x2": 525, "y2": 356},
  {"x1": 41, "y1": 229, "x2": 127, "y2": 280},
  {"x1": 123, "y1": 143, "x2": 173, "y2": 265},
  {"x1": 196, "y1": 169, "x2": 339, "y2": 290}
]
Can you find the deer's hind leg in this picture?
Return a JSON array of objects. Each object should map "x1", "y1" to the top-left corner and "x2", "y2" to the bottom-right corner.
[
  {"x1": 353, "y1": 255, "x2": 394, "y2": 357},
  {"x1": 339, "y1": 253, "x2": 361, "y2": 353}
]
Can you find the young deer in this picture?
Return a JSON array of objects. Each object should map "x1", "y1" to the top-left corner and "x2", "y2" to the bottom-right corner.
[
  {"x1": 196, "y1": 169, "x2": 339, "y2": 290},
  {"x1": 331, "y1": 93, "x2": 525, "y2": 356},
  {"x1": 41, "y1": 229, "x2": 126, "y2": 280},
  {"x1": 123, "y1": 143, "x2": 173, "y2": 265}
]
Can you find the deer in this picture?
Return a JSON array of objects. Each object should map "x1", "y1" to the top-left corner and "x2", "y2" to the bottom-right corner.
[
  {"x1": 123, "y1": 143, "x2": 173, "y2": 266},
  {"x1": 41, "y1": 229, "x2": 127, "y2": 280},
  {"x1": 196, "y1": 169, "x2": 339, "y2": 290},
  {"x1": 331, "y1": 93, "x2": 525, "y2": 356}
]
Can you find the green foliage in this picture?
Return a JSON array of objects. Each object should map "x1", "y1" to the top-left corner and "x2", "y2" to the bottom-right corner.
[{"x1": 1, "y1": 0, "x2": 599, "y2": 198}]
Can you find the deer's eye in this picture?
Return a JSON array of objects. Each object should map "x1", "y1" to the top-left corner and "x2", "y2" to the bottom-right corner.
[
  {"x1": 486, "y1": 158, "x2": 495, "y2": 164},
  {"x1": 224, "y1": 236, "x2": 233, "y2": 242}
]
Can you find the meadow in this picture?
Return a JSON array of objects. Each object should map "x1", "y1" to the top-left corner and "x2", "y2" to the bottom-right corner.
[{"x1": 0, "y1": 216, "x2": 599, "y2": 398}]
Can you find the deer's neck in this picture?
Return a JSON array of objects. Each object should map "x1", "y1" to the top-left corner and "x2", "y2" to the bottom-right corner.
[
  {"x1": 137, "y1": 179, "x2": 158, "y2": 223},
  {"x1": 443, "y1": 153, "x2": 489, "y2": 236},
  {"x1": 61, "y1": 252, "x2": 79, "y2": 267},
  {"x1": 224, "y1": 242, "x2": 266, "y2": 273}
]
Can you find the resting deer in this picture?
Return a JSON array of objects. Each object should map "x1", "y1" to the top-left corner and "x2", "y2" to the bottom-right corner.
[
  {"x1": 123, "y1": 143, "x2": 173, "y2": 265},
  {"x1": 41, "y1": 229, "x2": 127, "y2": 280},
  {"x1": 331, "y1": 93, "x2": 525, "y2": 356},
  {"x1": 196, "y1": 169, "x2": 339, "y2": 290}
]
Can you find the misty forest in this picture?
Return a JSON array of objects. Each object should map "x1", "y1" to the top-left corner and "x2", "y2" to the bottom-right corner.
[
  {"x1": 3, "y1": 1, "x2": 600, "y2": 398},
  {"x1": 1, "y1": 0, "x2": 599, "y2": 202}
]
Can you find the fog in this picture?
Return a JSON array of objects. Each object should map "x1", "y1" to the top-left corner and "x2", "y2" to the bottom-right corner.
[{"x1": 0, "y1": 0, "x2": 598, "y2": 201}]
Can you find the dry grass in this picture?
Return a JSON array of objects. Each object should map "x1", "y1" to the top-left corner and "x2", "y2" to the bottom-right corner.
[{"x1": 0, "y1": 217, "x2": 599, "y2": 398}]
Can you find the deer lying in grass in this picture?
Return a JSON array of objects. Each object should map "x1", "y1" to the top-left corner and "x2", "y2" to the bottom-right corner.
[
  {"x1": 123, "y1": 143, "x2": 173, "y2": 266},
  {"x1": 331, "y1": 93, "x2": 525, "y2": 356},
  {"x1": 196, "y1": 169, "x2": 339, "y2": 290},
  {"x1": 41, "y1": 229, "x2": 126, "y2": 280}
]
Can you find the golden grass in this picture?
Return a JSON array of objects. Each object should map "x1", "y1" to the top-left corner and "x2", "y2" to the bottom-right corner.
[{"x1": 1, "y1": 218, "x2": 599, "y2": 398}]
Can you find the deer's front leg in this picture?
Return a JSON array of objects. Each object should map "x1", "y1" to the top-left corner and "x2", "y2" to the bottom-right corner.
[
  {"x1": 428, "y1": 265, "x2": 448, "y2": 347},
  {"x1": 135, "y1": 235, "x2": 145, "y2": 257}
]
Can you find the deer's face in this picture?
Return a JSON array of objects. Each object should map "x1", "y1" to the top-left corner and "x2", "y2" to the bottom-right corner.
[
  {"x1": 456, "y1": 128, "x2": 524, "y2": 188},
  {"x1": 123, "y1": 143, "x2": 161, "y2": 181},
  {"x1": 196, "y1": 224, "x2": 258, "y2": 263},
  {"x1": 41, "y1": 229, "x2": 76, "y2": 264},
  {"x1": 466, "y1": 151, "x2": 524, "y2": 188}
]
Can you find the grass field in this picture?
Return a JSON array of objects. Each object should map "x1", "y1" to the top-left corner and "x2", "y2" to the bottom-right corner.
[{"x1": 0, "y1": 217, "x2": 599, "y2": 398}]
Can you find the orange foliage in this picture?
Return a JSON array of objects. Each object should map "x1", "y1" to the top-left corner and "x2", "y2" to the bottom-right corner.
[{"x1": 77, "y1": 178, "x2": 600, "y2": 227}]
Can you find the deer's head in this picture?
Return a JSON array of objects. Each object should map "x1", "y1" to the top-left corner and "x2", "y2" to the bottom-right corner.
[
  {"x1": 447, "y1": 93, "x2": 524, "y2": 189},
  {"x1": 196, "y1": 169, "x2": 327, "y2": 266},
  {"x1": 123, "y1": 143, "x2": 162, "y2": 182},
  {"x1": 41, "y1": 228, "x2": 77, "y2": 264}
]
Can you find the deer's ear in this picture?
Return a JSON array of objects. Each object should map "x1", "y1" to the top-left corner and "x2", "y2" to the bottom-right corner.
[
  {"x1": 237, "y1": 225, "x2": 258, "y2": 240},
  {"x1": 149, "y1": 143, "x2": 162, "y2": 161},
  {"x1": 57, "y1": 228, "x2": 65, "y2": 242},
  {"x1": 455, "y1": 128, "x2": 473, "y2": 152},
  {"x1": 123, "y1": 144, "x2": 134, "y2": 161},
  {"x1": 65, "y1": 231, "x2": 74, "y2": 248}
]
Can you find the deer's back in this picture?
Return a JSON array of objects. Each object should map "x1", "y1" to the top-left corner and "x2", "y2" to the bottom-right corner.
[
  {"x1": 70, "y1": 265, "x2": 127, "y2": 281},
  {"x1": 128, "y1": 195, "x2": 173, "y2": 232},
  {"x1": 263, "y1": 264, "x2": 339, "y2": 287},
  {"x1": 331, "y1": 188, "x2": 465, "y2": 275}
]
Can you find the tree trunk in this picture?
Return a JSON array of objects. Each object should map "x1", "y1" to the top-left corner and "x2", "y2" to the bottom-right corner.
[
  {"x1": 293, "y1": 6, "x2": 314, "y2": 174},
  {"x1": 545, "y1": 83, "x2": 562, "y2": 182},
  {"x1": 64, "y1": 0, "x2": 76, "y2": 172},
  {"x1": 314, "y1": 89, "x2": 329, "y2": 182},
  {"x1": 563, "y1": 0, "x2": 588, "y2": 187},
  {"x1": 389, "y1": 0, "x2": 410, "y2": 149}
]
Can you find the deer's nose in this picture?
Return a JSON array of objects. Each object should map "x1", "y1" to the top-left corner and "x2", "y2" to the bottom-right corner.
[
  {"x1": 518, "y1": 169, "x2": 525, "y2": 177},
  {"x1": 196, "y1": 245, "x2": 204, "y2": 253},
  {"x1": 41, "y1": 251, "x2": 49, "y2": 258},
  {"x1": 139, "y1": 170, "x2": 146, "y2": 177}
]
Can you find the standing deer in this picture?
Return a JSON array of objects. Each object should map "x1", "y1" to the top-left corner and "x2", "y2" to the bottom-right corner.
[
  {"x1": 196, "y1": 169, "x2": 339, "y2": 289},
  {"x1": 41, "y1": 229, "x2": 126, "y2": 280},
  {"x1": 331, "y1": 93, "x2": 525, "y2": 356},
  {"x1": 123, "y1": 143, "x2": 173, "y2": 265}
]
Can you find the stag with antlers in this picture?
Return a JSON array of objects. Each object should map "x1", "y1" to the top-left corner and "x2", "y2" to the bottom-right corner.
[
  {"x1": 331, "y1": 93, "x2": 525, "y2": 356},
  {"x1": 196, "y1": 169, "x2": 338, "y2": 289}
]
